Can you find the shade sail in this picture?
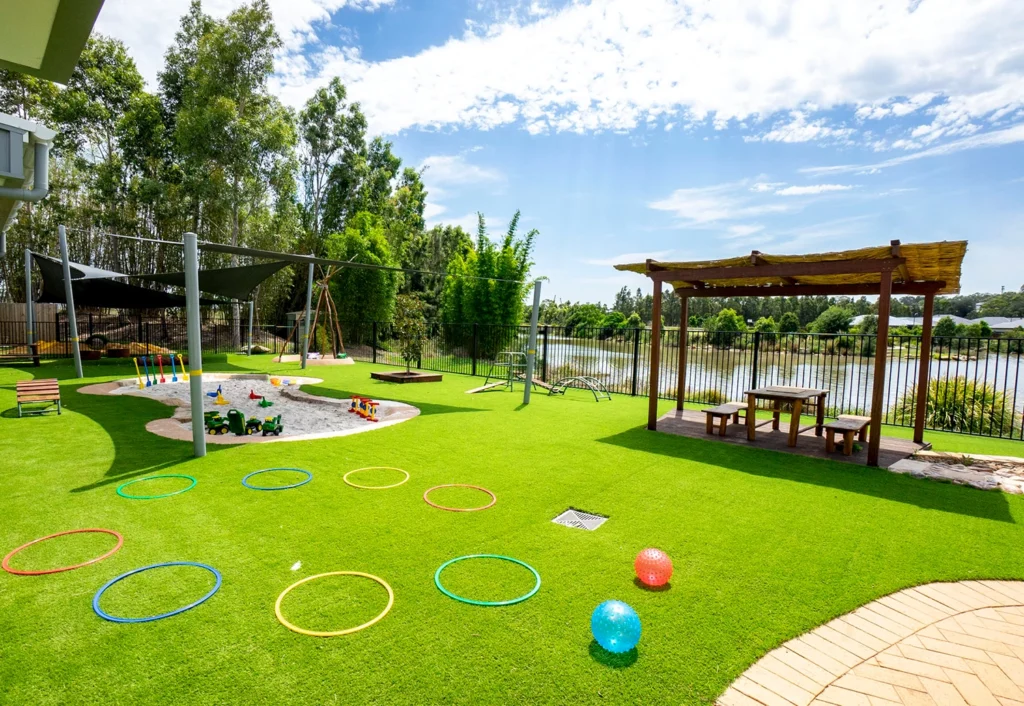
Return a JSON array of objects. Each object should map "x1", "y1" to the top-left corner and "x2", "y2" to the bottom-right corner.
[
  {"x1": 139, "y1": 260, "x2": 290, "y2": 301},
  {"x1": 32, "y1": 253, "x2": 220, "y2": 308}
]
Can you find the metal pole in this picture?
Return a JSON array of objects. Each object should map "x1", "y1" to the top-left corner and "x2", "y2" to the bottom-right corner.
[
  {"x1": 913, "y1": 294, "x2": 935, "y2": 444},
  {"x1": 522, "y1": 280, "x2": 543, "y2": 405},
  {"x1": 247, "y1": 299, "x2": 254, "y2": 356},
  {"x1": 301, "y1": 262, "x2": 313, "y2": 369},
  {"x1": 184, "y1": 232, "x2": 207, "y2": 458},
  {"x1": 24, "y1": 248, "x2": 33, "y2": 349},
  {"x1": 58, "y1": 225, "x2": 83, "y2": 378}
]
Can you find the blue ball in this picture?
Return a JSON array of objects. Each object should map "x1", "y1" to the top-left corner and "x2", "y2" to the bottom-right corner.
[{"x1": 591, "y1": 600, "x2": 641, "y2": 653}]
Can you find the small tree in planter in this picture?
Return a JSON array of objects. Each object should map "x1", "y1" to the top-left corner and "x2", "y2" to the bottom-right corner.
[{"x1": 394, "y1": 294, "x2": 427, "y2": 373}]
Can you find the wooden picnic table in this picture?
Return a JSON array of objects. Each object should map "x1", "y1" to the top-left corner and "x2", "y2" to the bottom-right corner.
[{"x1": 744, "y1": 386, "x2": 829, "y2": 447}]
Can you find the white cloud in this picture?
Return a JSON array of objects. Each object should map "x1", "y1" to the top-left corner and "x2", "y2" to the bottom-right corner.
[
  {"x1": 744, "y1": 112, "x2": 855, "y2": 144},
  {"x1": 803, "y1": 123, "x2": 1024, "y2": 176},
  {"x1": 419, "y1": 154, "x2": 504, "y2": 186},
  {"x1": 774, "y1": 184, "x2": 854, "y2": 196},
  {"x1": 263, "y1": 0, "x2": 1024, "y2": 143},
  {"x1": 95, "y1": 0, "x2": 396, "y2": 89},
  {"x1": 648, "y1": 182, "x2": 791, "y2": 225},
  {"x1": 584, "y1": 251, "x2": 672, "y2": 266},
  {"x1": 725, "y1": 224, "x2": 765, "y2": 238},
  {"x1": 423, "y1": 201, "x2": 447, "y2": 221},
  {"x1": 750, "y1": 182, "x2": 786, "y2": 193}
]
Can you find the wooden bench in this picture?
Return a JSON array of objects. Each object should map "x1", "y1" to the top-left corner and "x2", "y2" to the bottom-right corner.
[
  {"x1": 703, "y1": 402, "x2": 747, "y2": 436},
  {"x1": 16, "y1": 379, "x2": 61, "y2": 417},
  {"x1": 824, "y1": 417, "x2": 870, "y2": 456},
  {"x1": 838, "y1": 414, "x2": 870, "y2": 442}
]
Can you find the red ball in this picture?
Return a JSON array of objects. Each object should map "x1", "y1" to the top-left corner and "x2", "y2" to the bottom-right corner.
[{"x1": 635, "y1": 548, "x2": 673, "y2": 587}]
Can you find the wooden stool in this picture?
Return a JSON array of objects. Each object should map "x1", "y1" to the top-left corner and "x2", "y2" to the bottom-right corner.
[
  {"x1": 824, "y1": 417, "x2": 870, "y2": 456},
  {"x1": 703, "y1": 403, "x2": 747, "y2": 436}
]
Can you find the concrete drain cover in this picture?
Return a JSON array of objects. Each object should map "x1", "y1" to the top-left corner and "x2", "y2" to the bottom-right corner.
[{"x1": 552, "y1": 508, "x2": 608, "y2": 531}]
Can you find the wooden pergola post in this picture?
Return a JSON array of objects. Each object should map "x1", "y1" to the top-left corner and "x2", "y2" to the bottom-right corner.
[
  {"x1": 914, "y1": 293, "x2": 935, "y2": 444},
  {"x1": 677, "y1": 295, "x2": 689, "y2": 411},
  {"x1": 868, "y1": 267, "x2": 894, "y2": 466},
  {"x1": 648, "y1": 279, "x2": 662, "y2": 430}
]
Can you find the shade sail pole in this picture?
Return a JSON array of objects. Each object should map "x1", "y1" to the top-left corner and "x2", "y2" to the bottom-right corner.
[
  {"x1": 867, "y1": 268, "x2": 893, "y2": 466},
  {"x1": 914, "y1": 293, "x2": 935, "y2": 444},
  {"x1": 184, "y1": 232, "x2": 207, "y2": 458},
  {"x1": 301, "y1": 262, "x2": 313, "y2": 369},
  {"x1": 676, "y1": 296, "x2": 689, "y2": 411},
  {"x1": 247, "y1": 299, "x2": 254, "y2": 357},
  {"x1": 648, "y1": 279, "x2": 663, "y2": 430},
  {"x1": 58, "y1": 225, "x2": 83, "y2": 378},
  {"x1": 24, "y1": 248, "x2": 33, "y2": 350},
  {"x1": 522, "y1": 279, "x2": 542, "y2": 405}
]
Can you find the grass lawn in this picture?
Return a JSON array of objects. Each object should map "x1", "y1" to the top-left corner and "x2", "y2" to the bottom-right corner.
[{"x1": 2, "y1": 356, "x2": 1024, "y2": 704}]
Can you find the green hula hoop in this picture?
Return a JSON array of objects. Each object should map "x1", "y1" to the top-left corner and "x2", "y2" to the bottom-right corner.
[
  {"x1": 117, "y1": 474, "x2": 197, "y2": 500},
  {"x1": 434, "y1": 554, "x2": 541, "y2": 607}
]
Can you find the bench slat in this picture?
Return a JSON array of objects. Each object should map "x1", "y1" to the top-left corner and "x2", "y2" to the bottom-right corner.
[
  {"x1": 824, "y1": 418, "x2": 868, "y2": 431},
  {"x1": 18, "y1": 394, "x2": 61, "y2": 402},
  {"x1": 703, "y1": 403, "x2": 745, "y2": 415}
]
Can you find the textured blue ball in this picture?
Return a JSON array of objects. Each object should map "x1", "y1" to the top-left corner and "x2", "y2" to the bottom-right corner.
[{"x1": 591, "y1": 600, "x2": 641, "y2": 653}]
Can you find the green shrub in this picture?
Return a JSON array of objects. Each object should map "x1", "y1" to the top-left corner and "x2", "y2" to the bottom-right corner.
[
  {"x1": 688, "y1": 388, "x2": 727, "y2": 405},
  {"x1": 893, "y1": 376, "x2": 1020, "y2": 435},
  {"x1": 777, "y1": 311, "x2": 801, "y2": 333},
  {"x1": 753, "y1": 316, "x2": 777, "y2": 343},
  {"x1": 707, "y1": 308, "x2": 746, "y2": 348},
  {"x1": 810, "y1": 306, "x2": 853, "y2": 335}
]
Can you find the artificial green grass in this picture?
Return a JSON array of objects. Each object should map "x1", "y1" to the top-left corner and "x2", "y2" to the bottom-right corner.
[{"x1": 2, "y1": 357, "x2": 1024, "y2": 704}]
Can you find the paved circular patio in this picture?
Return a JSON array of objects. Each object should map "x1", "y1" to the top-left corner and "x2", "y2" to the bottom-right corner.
[{"x1": 719, "y1": 580, "x2": 1024, "y2": 706}]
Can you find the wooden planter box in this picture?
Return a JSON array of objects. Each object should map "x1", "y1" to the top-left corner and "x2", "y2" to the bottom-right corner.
[
  {"x1": 80, "y1": 350, "x2": 103, "y2": 361},
  {"x1": 371, "y1": 370, "x2": 443, "y2": 384},
  {"x1": 106, "y1": 347, "x2": 131, "y2": 358}
]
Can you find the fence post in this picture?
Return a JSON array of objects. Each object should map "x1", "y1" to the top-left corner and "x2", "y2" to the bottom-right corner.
[
  {"x1": 89, "y1": 313, "x2": 93, "y2": 337},
  {"x1": 213, "y1": 324, "x2": 217, "y2": 354},
  {"x1": 631, "y1": 328, "x2": 641, "y2": 396},
  {"x1": 751, "y1": 330, "x2": 762, "y2": 390},
  {"x1": 372, "y1": 322, "x2": 378, "y2": 364},
  {"x1": 542, "y1": 325, "x2": 549, "y2": 381},
  {"x1": 145, "y1": 322, "x2": 150, "y2": 354},
  {"x1": 471, "y1": 323, "x2": 479, "y2": 376},
  {"x1": 137, "y1": 314, "x2": 143, "y2": 345}
]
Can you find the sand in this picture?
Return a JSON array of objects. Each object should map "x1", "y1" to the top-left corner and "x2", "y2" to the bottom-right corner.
[{"x1": 104, "y1": 373, "x2": 418, "y2": 443}]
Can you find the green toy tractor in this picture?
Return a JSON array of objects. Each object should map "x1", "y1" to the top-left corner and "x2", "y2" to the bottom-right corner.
[
  {"x1": 204, "y1": 411, "x2": 229, "y2": 435},
  {"x1": 261, "y1": 414, "x2": 283, "y2": 436},
  {"x1": 227, "y1": 409, "x2": 263, "y2": 436}
]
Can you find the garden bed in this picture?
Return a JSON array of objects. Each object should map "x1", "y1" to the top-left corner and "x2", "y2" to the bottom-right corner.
[{"x1": 371, "y1": 370, "x2": 443, "y2": 383}]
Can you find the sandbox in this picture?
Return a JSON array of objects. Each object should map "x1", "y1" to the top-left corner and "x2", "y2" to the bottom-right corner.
[{"x1": 79, "y1": 374, "x2": 419, "y2": 444}]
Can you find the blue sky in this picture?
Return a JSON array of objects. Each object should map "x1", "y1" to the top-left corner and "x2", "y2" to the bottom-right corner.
[{"x1": 96, "y1": 0, "x2": 1024, "y2": 304}]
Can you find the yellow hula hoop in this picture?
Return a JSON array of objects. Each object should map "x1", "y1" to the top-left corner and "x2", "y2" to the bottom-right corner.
[
  {"x1": 275, "y1": 571, "x2": 394, "y2": 637},
  {"x1": 343, "y1": 467, "x2": 410, "y2": 490}
]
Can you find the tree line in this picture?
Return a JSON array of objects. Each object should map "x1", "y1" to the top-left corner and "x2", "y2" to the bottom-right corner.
[
  {"x1": 0, "y1": 0, "x2": 536, "y2": 346},
  {"x1": 539, "y1": 284, "x2": 1024, "y2": 335}
]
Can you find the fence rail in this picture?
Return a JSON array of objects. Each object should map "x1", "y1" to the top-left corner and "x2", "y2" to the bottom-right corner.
[{"x1": 2, "y1": 318, "x2": 1021, "y2": 441}]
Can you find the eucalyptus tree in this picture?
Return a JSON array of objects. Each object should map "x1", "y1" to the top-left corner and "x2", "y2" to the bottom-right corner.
[{"x1": 175, "y1": 0, "x2": 297, "y2": 346}]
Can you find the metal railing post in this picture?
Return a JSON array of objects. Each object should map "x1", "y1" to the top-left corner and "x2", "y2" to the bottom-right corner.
[
  {"x1": 542, "y1": 325, "x2": 549, "y2": 381},
  {"x1": 631, "y1": 328, "x2": 641, "y2": 396},
  {"x1": 472, "y1": 323, "x2": 479, "y2": 376},
  {"x1": 751, "y1": 330, "x2": 761, "y2": 390},
  {"x1": 372, "y1": 322, "x2": 378, "y2": 364}
]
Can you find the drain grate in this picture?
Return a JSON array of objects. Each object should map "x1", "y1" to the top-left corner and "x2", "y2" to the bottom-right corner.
[{"x1": 552, "y1": 508, "x2": 608, "y2": 531}]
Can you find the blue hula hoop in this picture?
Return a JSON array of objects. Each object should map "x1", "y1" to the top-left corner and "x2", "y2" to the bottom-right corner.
[
  {"x1": 241, "y1": 468, "x2": 312, "y2": 491},
  {"x1": 92, "y1": 562, "x2": 222, "y2": 623}
]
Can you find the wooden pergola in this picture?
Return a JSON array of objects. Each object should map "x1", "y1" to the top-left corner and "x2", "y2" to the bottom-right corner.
[{"x1": 614, "y1": 240, "x2": 968, "y2": 466}]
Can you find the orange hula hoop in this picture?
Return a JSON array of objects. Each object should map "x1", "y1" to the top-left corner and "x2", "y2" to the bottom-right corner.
[{"x1": 3, "y1": 528, "x2": 124, "y2": 576}]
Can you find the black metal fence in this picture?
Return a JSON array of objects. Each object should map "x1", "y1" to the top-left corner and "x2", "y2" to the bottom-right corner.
[{"x1": 2, "y1": 317, "x2": 1022, "y2": 440}]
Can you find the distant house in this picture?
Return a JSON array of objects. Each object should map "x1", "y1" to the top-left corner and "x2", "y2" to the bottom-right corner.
[
  {"x1": 849, "y1": 314, "x2": 1023, "y2": 335},
  {"x1": 849, "y1": 314, "x2": 972, "y2": 329}
]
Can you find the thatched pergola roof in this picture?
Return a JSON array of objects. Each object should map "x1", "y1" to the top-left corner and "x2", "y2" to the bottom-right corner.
[{"x1": 614, "y1": 240, "x2": 967, "y2": 296}]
